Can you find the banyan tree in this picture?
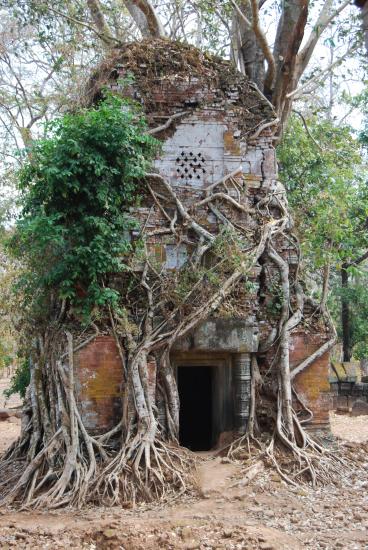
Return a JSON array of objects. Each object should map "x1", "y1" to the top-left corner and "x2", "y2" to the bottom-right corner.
[{"x1": 0, "y1": 39, "x2": 337, "y2": 508}]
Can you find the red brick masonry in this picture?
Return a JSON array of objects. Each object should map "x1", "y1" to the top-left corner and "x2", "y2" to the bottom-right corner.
[
  {"x1": 74, "y1": 335, "x2": 123, "y2": 435},
  {"x1": 291, "y1": 332, "x2": 332, "y2": 433}
]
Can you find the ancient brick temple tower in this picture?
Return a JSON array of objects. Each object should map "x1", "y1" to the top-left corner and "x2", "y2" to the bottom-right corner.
[{"x1": 75, "y1": 39, "x2": 332, "y2": 449}]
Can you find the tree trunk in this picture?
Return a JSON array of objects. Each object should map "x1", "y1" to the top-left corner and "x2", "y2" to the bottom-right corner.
[
  {"x1": 341, "y1": 264, "x2": 352, "y2": 362},
  {"x1": 272, "y1": 0, "x2": 308, "y2": 131},
  {"x1": 86, "y1": 0, "x2": 116, "y2": 45},
  {"x1": 231, "y1": 0, "x2": 266, "y2": 92},
  {"x1": 124, "y1": 0, "x2": 165, "y2": 37}
]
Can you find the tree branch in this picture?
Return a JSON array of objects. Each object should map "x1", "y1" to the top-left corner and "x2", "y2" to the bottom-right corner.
[
  {"x1": 230, "y1": 0, "x2": 251, "y2": 27},
  {"x1": 145, "y1": 173, "x2": 214, "y2": 241},
  {"x1": 124, "y1": 0, "x2": 165, "y2": 37},
  {"x1": 272, "y1": 0, "x2": 309, "y2": 123},
  {"x1": 297, "y1": 0, "x2": 351, "y2": 77},
  {"x1": 287, "y1": 44, "x2": 358, "y2": 100},
  {"x1": 45, "y1": 5, "x2": 121, "y2": 46},
  {"x1": 291, "y1": 335, "x2": 336, "y2": 379},
  {"x1": 346, "y1": 249, "x2": 368, "y2": 268},
  {"x1": 292, "y1": 110, "x2": 323, "y2": 152},
  {"x1": 147, "y1": 111, "x2": 189, "y2": 136},
  {"x1": 231, "y1": 0, "x2": 276, "y2": 91},
  {"x1": 86, "y1": 0, "x2": 116, "y2": 46},
  {"x1": 249, "y1": 0, "x2": 276, "y2": 92}
]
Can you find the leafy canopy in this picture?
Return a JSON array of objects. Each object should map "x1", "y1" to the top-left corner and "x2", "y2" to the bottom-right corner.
[
  {"x1": 278, "y1": 114, "x2": 368, "y2": 271},
  {"x1": 9, "y1": 95, "x2": 158, "y2": 318},
  {"x1": 279, "y1": 114, "x2": 368, "y2": 360}
]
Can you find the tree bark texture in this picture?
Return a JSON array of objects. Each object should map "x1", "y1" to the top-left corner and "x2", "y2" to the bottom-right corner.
[
  {"x1": 124, "y1": 0, "x2": 165, "y2": 37},
  {"x1": 341, "y1": 264, "x2": 352, "y2": 362}
]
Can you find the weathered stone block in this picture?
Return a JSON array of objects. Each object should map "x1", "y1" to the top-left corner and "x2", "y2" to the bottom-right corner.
[
  {"x1": 351, "y1": 400, "x2": 368, "y2": 416},
  {"x1": 173, "y1": 318, "x2": 259, "y2": 353},
  {"x1": 262, "y1": 148, "x2": 277, "y2": 178}
]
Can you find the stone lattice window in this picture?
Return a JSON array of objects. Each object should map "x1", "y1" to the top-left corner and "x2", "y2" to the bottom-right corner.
[{"x1": 175, "y1": 151, "x2": 207, "y2": 183}]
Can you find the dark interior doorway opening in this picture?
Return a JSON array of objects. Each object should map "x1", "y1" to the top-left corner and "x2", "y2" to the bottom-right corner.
[{"x1": 178, "y1": 366, "x2": 213, "y2": 451}]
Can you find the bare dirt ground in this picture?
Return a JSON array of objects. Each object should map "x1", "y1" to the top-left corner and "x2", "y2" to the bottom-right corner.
[
  {"x1": 0, "y1": 376, "x2": 22, "y2": 410},
  {"x1": 330, "y1": 412, "x2": 368, "y2": 443},
  {"x1": 0, "y1": 381, "x2": 367, "y2": 550},
  {"x1": 0, "y1": 377, "x2": 22, "y2": 454}
]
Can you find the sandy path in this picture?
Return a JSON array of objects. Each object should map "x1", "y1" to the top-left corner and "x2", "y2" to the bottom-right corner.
[{"x1": 330, "y1": 412, "x2": 368, "y2": 442}]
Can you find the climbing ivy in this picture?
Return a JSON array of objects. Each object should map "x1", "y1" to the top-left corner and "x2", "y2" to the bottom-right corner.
[{"x1": 8, "y1": 95, "x2": 159, "y2": 320}]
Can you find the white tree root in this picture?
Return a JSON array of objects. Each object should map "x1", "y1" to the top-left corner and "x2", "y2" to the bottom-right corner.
[{"x1": 0, "y1": 173, "x2": 341, "y2": 508}]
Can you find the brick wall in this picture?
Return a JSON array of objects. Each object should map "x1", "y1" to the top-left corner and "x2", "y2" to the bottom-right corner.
[
  {"x1": 290, "y1": 332, "x2": 332, "y2": 433},
  {"x1": 74, "y1": 335, "x2": 123, "y2": 435}
]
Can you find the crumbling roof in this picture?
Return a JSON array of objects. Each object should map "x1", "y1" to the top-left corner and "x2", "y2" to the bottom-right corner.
[{"x1": 83, "y1": 38, "x2": 276, "y2": 136}]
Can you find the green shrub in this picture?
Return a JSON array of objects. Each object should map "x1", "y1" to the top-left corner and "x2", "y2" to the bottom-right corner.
[
  {"x1": 4, "y1": 359, "x2": 30, "y2": 400},
  {"x1": 9, "y1": 94, "x2": 159, "y2": 319}
]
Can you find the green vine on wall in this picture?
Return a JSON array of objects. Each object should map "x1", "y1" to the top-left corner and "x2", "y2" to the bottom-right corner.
[{"x1": 8, "y1": 95, "x2": 159, "y2": 321}]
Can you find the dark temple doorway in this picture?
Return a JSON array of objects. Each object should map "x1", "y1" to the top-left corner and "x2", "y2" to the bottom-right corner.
[{"x1": 178, "y1": 366, "x2": 213, "y2": 451}]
